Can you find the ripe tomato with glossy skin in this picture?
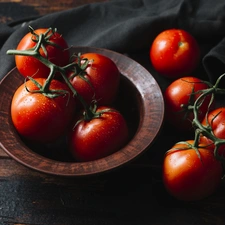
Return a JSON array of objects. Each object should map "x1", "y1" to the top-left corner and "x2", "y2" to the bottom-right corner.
[
  {"x1": 163, "y1": 140, "x2": 223, "y2": 201},
  {"x1": 150, "y1": 29, "x2": 200, "y2": 78},
  {"x1": 11, "y1": 78, "x2": 76, "y2": 143},
  {"x1": 164, "y1": 76, "x2": 211, "y2": 131},
  {"x1": 68, "y1": 53, "x2": 120, "y2": 106},
  {"x1": 200, "y1": 107, "x2": 225, "y2": 156},
  {"x1": 15, "y1": 28, "x2": 70, "y2": 78},
  {"x1": 69, "y1": 106, "x2": 129, "y2": 162}
]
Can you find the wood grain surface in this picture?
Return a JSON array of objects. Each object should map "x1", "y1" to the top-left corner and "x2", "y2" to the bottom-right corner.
[{"x1": 0, "y1": 0, "x2": 107, "y2": 23}]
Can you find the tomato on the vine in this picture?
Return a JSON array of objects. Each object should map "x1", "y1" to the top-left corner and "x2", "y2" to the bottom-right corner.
[
  {"x1": 164, "y1": 76, "x2": 212, "y2": 131},
  {"x1": 163, "y1": 140, "x2": 223, "y2": 201},
  {"x1": 11, "y1": 78, "x2": 76, "y2": 143},
  {"x1": 150, "y1": 29, "x2": 200, "y2": 78},
  {"x1": 69, "y1": 106, "x2": 129, "y2": 162},
  {"x1": 200, "y1": 107, "x2": 225, "y2": 156},
  {"x1": 68, "y1": 53, "x2": 120, "y2": 106},
  {"x1": 15, "y1": 28, "x2": 70, "y2": 79}
]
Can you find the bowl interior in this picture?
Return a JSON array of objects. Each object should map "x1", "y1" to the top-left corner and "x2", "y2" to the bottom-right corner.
[
  {"x1": 0, "y1": 46, "x2": 164, "y2": 176},
  {"x1": 23, "y1": 75, "x2": 141, "y2": 162}
]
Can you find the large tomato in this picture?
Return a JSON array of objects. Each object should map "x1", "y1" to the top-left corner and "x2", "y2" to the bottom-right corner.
[
  {"x1": 15, "y1": 28, "x2": 70, "y2": 79},
  {"x1": 164, "y1": 76, "x2": 212, "y2": 131},
  {"x1": 11, "y1": 78, "x2": 76, "y2": 143},
  {"x1": 200, "y1": 107, "x2": 225, "y2": 156},
  {"x1": 69, "y1": 106, "x2": 129, "y2": 162},
  {"x1": 163, "y1": 140, "x2": 223, "y2": 201},
  {"x1": 68, "y1": 53, "x2": 120, "y2": 106},
  {"x1": 150, "y1": 29, "x2": 200, "y2": 78}
]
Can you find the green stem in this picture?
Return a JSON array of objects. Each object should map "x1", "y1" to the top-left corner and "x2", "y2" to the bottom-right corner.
[
  {"x1": 6, "y1": 26, "x2": 110, "y2": 123},
  {"x1": 191, "y1": 74, "x2": 225, "y2": 161},
  {"x1": 60, "y1": 73, "x2": 91, "y2": 114}
]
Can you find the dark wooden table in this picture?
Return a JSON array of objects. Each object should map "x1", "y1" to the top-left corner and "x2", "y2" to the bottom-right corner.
[{"x1": 1, "y1": 1, "x2": 225, "y2": 225}]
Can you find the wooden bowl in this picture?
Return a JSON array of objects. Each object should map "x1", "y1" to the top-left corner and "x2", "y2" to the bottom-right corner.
[{"x1": 0, "y1": 46, "x2": 164, "y2": 176}]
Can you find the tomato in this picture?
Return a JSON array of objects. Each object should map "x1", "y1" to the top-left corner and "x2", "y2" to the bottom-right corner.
[
  {"x1": 200, "y1": 107, "x2": 225, "y2": 156},
  {"x1": 15, "y1": 28, "x2": 70, "y2": 79},
  {"x1": 68, "y1": 53, "x2": 120, "y2": 106},
  {"x1": 150, "y1": 29, "x2": 200, "y2": 78},
  {"x1": 69, "y1": 106, "x2": 129, "y2": 162},
  {"x1": 164, "y1": 76, "x2": 212, "y2": 131},
  {"x1": 163, "y1": 140, "x2": 223, "y2": 201},
  {"x1": 11, "y1": 78, "x2": 76, "y2": 143}
]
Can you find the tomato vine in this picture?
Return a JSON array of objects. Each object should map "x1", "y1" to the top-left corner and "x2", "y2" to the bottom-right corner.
[
  {"x1": 179, "y1": 74, "x2": 225, "y2": 162},
  {"x1": 7, "y1": 26, "x2": 110, "y2": 122}
]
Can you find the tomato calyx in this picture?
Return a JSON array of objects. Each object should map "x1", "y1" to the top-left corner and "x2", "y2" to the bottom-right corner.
[
  {"x1": 8, "y1": 26, "x2": 67, "y2": 63},
  {"x1": 68, "y1": 53, "x2": 94, "y2": 90},
  {"x1": 28, "y1": 26, "x2": 65, "y2": 55},
  {"x1": 178, "y1": 41, "x2": 184, "y2": 47},
  {"x1": 8, "y1": 28, "x2": 74, "y2": 73},
  {"x1": 168, "y1": 140, "x2": 203, "y2": 161},
  {"x1": 25, "y1": 76, "x2": 70, "y2": 99},
  {"x1": 84, "y1": 102, "x2": 113, "y2": 120},
  {"x1": 74, "y1": 101, "x2": 114, "y2": 128}
]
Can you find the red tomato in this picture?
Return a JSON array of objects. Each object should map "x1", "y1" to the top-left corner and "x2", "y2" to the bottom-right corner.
[
  {"x1": 15, "y1": 28, "x2": 70, "y2": 78},
  {"x1": 150, "y1": 29, "x2": 200, "y2": 78},
  {"x1": 164, "y1": 76, "x2": 212, "y2": 131},
  {"x1": 11, "y1": 78, "x2": 76, "y2": 143},
  {"x1": 200, "y1": 107, "x2": 225, "y2": 156},
  {"x1": 69, "y1": 106, "x2": 129, "y2": 162},
  {"x1": 163, "y1": 140, "x2": 223, "y2": 201},
  {"x1": 68, "y1": 53, "x2": 120, "y2": 106}
]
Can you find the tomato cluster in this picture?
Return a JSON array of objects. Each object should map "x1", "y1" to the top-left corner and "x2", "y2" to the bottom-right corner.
[
  {"x1": 8, "y1": 26, "x2": 225, "y2": 201},
  {"x1": 150, "y1": 28, "x2": 225, "y2": 201},
  {"x1": 9, "y1": 27, "x2": 129, "y2": 162}
]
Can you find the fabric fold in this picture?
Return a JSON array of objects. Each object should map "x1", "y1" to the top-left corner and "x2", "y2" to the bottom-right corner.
[
  {"x1": 0, "y1": 0, "x2": 225, "y2": 85},
  {"x1": 203, "y1": 37, "x2": 225, "y2": 82}
]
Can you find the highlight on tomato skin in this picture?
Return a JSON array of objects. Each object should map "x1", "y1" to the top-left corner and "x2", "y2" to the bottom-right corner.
[
  {"x1": 162, "y1": 140, "x2": 223, "y2": 201},
  {"x1": 150, "y1": 28, "x2": 200, "y2": 79}
]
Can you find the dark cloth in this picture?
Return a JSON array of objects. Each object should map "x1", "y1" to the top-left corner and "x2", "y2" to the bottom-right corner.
[{"x1": 0, "y1": 0, "x2": 225, "y2": 86}]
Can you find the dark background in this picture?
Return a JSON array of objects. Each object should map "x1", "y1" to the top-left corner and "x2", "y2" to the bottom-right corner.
[{"x1": 1, "y1": 0, "x2": 225, "y2": 224}]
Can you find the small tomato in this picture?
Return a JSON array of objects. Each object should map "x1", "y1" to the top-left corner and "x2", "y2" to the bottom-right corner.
[
  {"x1": 163, "y1": 140, "x2": 223, "y2": 201},
  {"x1": 150, "y1": 29, "x2": 200, "y2": 78},
  {"x1": 164, "y1": 76, "x2": 212, "y2": 131},
  {"x1": 68, "y1": 53, "x2": 120, "y2": 106},
  {"x1": 69, "y1": 106, "x2": 129, "y2": 162}
]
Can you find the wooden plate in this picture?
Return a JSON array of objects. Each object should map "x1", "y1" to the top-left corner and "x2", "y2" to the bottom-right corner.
[{"x1": 0, "y1": 46, "x2": 164, "y2": 176}]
